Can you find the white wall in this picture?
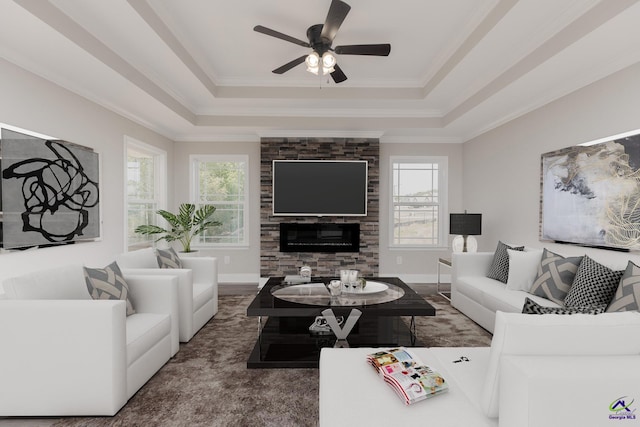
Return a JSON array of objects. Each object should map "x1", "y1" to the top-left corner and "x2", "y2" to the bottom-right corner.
[
  {"x1": 0, "y1": 58, "x2": 174, "y2": 284},
  {"x1": 172, "y1": 141, "x2": 261, "y2": 283},
  {"x1": 463, "y1": 61, "x2": 640, "y2": 269}
]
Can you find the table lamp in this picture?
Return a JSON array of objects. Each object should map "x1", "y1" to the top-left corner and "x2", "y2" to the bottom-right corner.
[{"x1": 450, "y1": 212, "x2": 482, "y2": 252}]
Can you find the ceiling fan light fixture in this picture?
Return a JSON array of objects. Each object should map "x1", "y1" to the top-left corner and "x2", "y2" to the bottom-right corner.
[
  {"x1": 305, "y1": 52, "x2": 320, "y2": 74},
  {"x1": 321, "y1": 51, "x2": 336, "y2": 75}
]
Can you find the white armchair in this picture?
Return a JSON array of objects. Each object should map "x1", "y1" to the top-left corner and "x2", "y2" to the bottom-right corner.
[
  {"x1": 116, "y1": 248, "x2": 218, "y2": 342},
  {"x1": 0, "y1": 264, "x2": 179, "y2": 416}
]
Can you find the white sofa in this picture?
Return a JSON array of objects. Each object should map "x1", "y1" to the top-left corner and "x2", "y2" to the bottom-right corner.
[
  {"x1": 116, "y1": 247, "x2": 218, "y2": 343},
  {"x1": 319, "y1": 311, "x2": 640, "y2": 427},
  {"x1": 451, "y1": 251, "x2": 560, "y2": 333},
  {"x1": 0, "y1": 264, "x2": 179, "y2": 416}
]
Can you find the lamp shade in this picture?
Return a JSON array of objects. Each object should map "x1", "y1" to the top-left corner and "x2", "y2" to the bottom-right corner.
[{"x1": 450, "y1": 213, "x2": 482, "y2": 236}]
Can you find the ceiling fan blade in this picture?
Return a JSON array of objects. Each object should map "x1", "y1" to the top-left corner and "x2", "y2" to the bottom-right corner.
[
  {"x1": 334, "y1": 44, "x2": 391, "y2": 56},
  {"x1": 330, "y1": 64, "x2": 347, "y2": 83},
  {"x1": 320, "y1": 0, "x2": 351, "y2": 44},
  {"x1": 272, "y1": 55, "x2": 307, "y2": 74},
  {"x1": 254, "y1": 25, "x2": 310, "y2": 48}
]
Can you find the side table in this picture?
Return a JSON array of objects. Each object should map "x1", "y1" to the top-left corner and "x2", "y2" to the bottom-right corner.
[{"x1": 437, "y1": 257, "x2": 451, "y2": 300}]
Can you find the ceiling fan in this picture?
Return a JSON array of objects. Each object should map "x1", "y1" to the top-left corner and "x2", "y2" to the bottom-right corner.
[{"x1": 254, "y1": 0, "x2": 391, "y2": 83}]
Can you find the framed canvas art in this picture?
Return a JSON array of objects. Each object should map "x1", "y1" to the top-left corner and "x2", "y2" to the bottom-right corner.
[
  {"x1": 540, "y1": 132, "x2": 640, "y2": 250},
  {"x1": 1, "y1": 129, "x2": 100, "y2": 250}
]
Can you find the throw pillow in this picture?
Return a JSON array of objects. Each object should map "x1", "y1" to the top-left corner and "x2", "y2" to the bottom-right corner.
[
  {"x1": 157, "y1": 247, "x2": 183, "y2": 269},
  {"x1": 522, "y1": 297, "x2": 605, "y2": 315},
  {"x1": 607, "y1": 260, "x2": 640, "y2": 312},
  {"x1": 529, "y1": 249, "x2": 583, "y2": 305},
  {"x1": 486, "y1": 241, "x2": 524, "y2": 283},
  {"x1": 84, "y1": 262, "x2": 135, "y2": 316},
  {"x1": 506, "y1": 249, "x2": 543, "y2": 292},
  {"x1": 564, "y1": 256, "x2": 624, "y2": 308}
]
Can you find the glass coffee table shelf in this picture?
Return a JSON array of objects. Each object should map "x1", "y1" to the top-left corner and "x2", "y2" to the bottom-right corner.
[{"x1": 246, "y1": 277, "x2": 436, "y2": 369}]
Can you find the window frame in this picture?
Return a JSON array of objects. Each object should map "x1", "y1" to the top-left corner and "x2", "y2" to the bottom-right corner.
[
  {"x1": 124, "y1": 136, "x2": 167, "y2": 251},
  {"x1": 389, "y1": 156, "x2": 448, "y2": 249},
  {"x1": 190, "y1": 154, "x2": 249, "y2": 248}
]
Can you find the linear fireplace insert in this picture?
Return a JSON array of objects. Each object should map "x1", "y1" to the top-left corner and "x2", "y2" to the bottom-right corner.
[{"x1": 279, "y1": 223, "x2": 360, "y2": 253}]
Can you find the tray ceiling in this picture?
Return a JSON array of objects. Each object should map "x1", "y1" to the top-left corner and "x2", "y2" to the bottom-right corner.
[{"x1": 1, "y1": 0, "x2": 640, "y2": 142}]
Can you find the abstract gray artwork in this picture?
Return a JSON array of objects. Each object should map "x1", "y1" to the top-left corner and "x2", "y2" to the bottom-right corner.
[
  {"x1": 1, "y1": 129, "x2": 100, "y2": 249},
  {"x1": 541, "y1": 133, "x2": 640, "y2": 250}
]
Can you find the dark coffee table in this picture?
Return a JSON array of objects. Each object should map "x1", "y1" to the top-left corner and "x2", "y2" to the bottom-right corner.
[{"x1": 246, "y1": 277, "x2": 436, "y2": 368}]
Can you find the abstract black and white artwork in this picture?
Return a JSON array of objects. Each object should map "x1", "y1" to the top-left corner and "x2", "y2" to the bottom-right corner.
[
  {"x1": 541, "y1": 132, "x2": 640, "y2": 250},
  {"x1": 1, "y1": 129, "x2": 100, "y2": 250}
]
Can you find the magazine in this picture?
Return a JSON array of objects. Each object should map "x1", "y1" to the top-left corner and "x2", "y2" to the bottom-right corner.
[{"x1": 367, "y1": 347, "x2": 449, "y2": 405}]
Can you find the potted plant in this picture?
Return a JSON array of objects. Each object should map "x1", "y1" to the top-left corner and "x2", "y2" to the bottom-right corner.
[{"x1": 134, "y1": 203, "x2": 221, "y2": 253}]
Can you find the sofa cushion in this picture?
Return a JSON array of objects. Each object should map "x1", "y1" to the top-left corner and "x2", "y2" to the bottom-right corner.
[
  {"x1": 84, "y1": 262, "x2": 135, "y2": 316},
  {"x1": 505, "y1": 249, "x2": 543, "y2": 292},
  {"x1": 522, "y1": 297, "x2": 605, "y2": 315},
  {"x1": 2, "y1": 264, "x2": 90, "y2": 300},
  {"x1": 486, "y1": 241, "x2": 524, "y2": 283},
  {"x1": 529, "y1": 249, "x2": 582, "y2": 305},
  {"x1": 607, "y1": 260, "x2": 640, "y2": 312},
  {"x1": 564, "y1": 256, "x2": 623, "y2": 308},
  {"x1": 156, "y1": 247, "x2": 183, "y2": 269},
  {"x1": 482, "y1": 284, "x2": 559, "y2": 314},
  {"x1": 115, "y1": 247, "x2": 158, "y2": 269},
  {"x1": 126, "y1": 313, "x2": 172, "y2": 366},
  {"x1": 480, "y1": 311, "x2": 640, "y2": 418}
]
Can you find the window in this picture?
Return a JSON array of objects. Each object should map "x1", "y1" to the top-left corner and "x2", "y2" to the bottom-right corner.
[
  {"x1": 390, "y1": 157, "x2": 447, "y2": 247},
  {"x1": 191, "y1": 155, "x2": 248, "y2": 246},
  {"x1": 125, "y1": 138, "x2": 166, "y2": 250}
]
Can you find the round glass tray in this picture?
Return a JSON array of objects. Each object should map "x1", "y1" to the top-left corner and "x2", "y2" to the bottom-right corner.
[{"x1": 270, "y1": 280, "x2": 405, "y2": 307}]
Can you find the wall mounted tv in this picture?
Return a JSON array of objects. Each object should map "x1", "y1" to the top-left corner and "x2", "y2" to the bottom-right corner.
[{"x1": 272, "y1": 160, "x2": 368, "y2": 216}]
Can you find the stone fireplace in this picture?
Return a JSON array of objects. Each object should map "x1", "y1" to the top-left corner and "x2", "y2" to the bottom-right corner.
[
  {"x1": 260, "y1": 137, "x2": 379, "y2": 277},
  {"x1": 279, "y1": 223, "x2": 360, "y2": 253}
]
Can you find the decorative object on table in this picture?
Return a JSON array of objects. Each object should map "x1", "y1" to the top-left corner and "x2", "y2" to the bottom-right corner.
[
  {"x1": 540, "y1": 132, "x2": 640, "y2": 250},
  {"x1": 300, "y1": 265, "x2": 312, "y2": 278},
  {"x1": 134, "y1": 203, "x2": 221, "y2": 253},
  {"x1": 1, "y1": 128, "x2": 100, "y2": 250},
  {"x1": 328, "y1": 279, "x2": 342, "y2": 296},
  {"x1": 450, "y1": 211, "x2": 482, "y2": 252}
]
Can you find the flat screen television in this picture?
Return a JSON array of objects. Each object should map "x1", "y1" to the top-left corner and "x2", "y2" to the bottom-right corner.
[{"x1": 272, "y1": 160, "x2": 368, "y2": 216}]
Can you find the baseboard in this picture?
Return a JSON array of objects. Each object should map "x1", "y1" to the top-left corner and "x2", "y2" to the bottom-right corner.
[{"x1": 218, "y1": 273, "x2": 260, "y2": 284}]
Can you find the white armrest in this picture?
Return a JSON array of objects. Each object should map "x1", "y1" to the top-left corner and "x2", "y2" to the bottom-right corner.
[
  {"x1": 181, "y1": 257, "x2": 218, "y2": 314},
  {"x1": 125, "y1": 274, "x2": 179, "y2": 356},
  {"x1": 452, "y1": 252, "x2": 494, "y2": 279},
  {"x1": 122, "y1": 268, "x2": 193, "y2": 342},
  {"x1": 0, "y1": 300, "x2": 127, "y2": 416},
  {"x1": 180, "y1": 257, "x2": 217, "y2": 287},
  {"x1": 499, "y1": 355, "x2": 640, "y2": 427}
]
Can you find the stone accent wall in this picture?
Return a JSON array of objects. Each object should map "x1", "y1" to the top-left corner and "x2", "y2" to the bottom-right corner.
[{"x1": 260, "y1": 137, "x2": 379, "y2": 277}]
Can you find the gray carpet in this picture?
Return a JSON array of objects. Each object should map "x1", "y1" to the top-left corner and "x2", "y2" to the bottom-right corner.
[{"x1": 51, "y1": 294, "x2": 491, "y2": 427}]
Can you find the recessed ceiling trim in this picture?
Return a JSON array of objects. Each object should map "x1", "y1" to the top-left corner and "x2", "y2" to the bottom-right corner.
[
  {"x1": 14, "y1": 0, "x2": 196, "y2": 124},
  {"x1": 213, "y1": 85, "x2": 425, "y2": 100},
  {"x1": 258, "y1": 130, "x2": 384, "y2": 139},
  {"x1": 196, "y1": 107, "x2": 442, "y2": 119},
  {"x1": 443, "y1": 0, "x2": 640, "y2": 126},
  {"x1": 422, "y1": 0, "x2": 518, "y2": 98},
  {"x1": 127, "y1": 0, "x2": 219, "y2": 99},
  {"x1": 195, "y1": 115, "x2": 442, "y2": 129}
]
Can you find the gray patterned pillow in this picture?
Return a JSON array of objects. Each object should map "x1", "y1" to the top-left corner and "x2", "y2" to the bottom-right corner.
[
  {"x1": 564, "y1": 256, "x2": 623, "y2": 308},
  {"x1": 486, "y1": 241, "x2": 524, "y2": 283},
  {"x1": 156, "y1": 247, "x2": 183, "y2": 269},
  {"x1": 84, "y1": 262, "x2": 135, "y2": 316},
  {"x1": 606, "y1": 261, "x2": 640, "y2": 312},
  {"x1": 529, "y1": 249, "x2": 583, "y2": 305},
  {"x1": 522, "y1": 297, "x2": 605, "y2": 315}
]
